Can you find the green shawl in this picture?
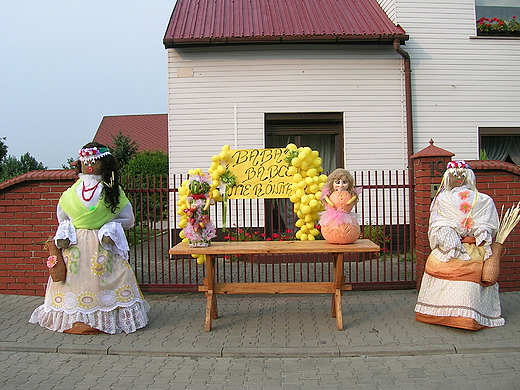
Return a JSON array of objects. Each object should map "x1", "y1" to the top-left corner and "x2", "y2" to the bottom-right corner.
[{"x1": 58, "y1": 180, "x2": 129, "y2": 230}]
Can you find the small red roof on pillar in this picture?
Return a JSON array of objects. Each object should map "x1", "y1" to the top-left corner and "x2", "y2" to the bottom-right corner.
[{"x1": 411, "y1": 139, "x2": 455, "y2": 159}]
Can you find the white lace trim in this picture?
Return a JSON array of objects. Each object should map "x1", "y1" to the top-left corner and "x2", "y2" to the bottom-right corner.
[{"x1": 29, "y1": 300, "x2": 150, "y2": 334}]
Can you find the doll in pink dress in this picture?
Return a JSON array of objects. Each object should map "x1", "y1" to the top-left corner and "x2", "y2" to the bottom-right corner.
[{"x1": 319, "y1": 169, "x2": 361, "y2": 244}]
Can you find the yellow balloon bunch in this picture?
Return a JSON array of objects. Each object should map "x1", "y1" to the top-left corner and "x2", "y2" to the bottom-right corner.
[
  {"x1": 285, "y1": 144, "x2": 327, "y2": 241},
  {"x1": 208, "y1": 144, "x2": 232, "y2": 202}
]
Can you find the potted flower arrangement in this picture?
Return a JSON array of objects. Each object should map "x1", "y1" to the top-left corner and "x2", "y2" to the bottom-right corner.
[
  {"x1": 182, "y1": 173, "x2": 217, "y2": 247},
  {"x1": 477, "y1": 16, "x2": 520, "y2": 36}
]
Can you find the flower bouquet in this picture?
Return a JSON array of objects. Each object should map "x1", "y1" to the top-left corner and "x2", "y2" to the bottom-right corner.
[{"x1": 182, "y1": 173, "x2": 217, "y2": 247}]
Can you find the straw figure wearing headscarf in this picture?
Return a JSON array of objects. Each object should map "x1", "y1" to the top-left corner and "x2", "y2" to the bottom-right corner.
[{"x1": 414, "y1": 161, "x2": 504, "y2": 330}]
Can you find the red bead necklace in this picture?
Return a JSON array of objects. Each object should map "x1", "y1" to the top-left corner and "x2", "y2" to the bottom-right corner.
[{"x1": 82, "y1": 181, "x2": 100, "y2": 202}]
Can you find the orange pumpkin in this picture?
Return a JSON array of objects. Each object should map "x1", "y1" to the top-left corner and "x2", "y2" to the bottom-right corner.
[{"x1": 321, "y1": 220, "x2": 360, "y2": 244}]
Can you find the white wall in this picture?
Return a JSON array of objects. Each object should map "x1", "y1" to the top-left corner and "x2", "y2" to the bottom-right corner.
[
  {"x1": 167, "y1": 44, "x2": 407, "y2": 175},
  {"x1": 395, "y1": 0, "x2": 520, "y2": 159}
]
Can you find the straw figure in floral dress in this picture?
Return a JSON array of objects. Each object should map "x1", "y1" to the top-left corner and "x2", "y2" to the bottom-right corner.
[
  {"x1": 414, "y1": 161, "x2": 504, "y2": 330},
  {"x1": 319, "y1": 168, "x2": 361, "y2": 244},
  {"x1": 30, "y1": 142, "x2": 149, "y2": 334}
]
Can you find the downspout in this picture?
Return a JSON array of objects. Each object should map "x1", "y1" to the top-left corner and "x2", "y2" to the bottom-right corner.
[
  {"x1": 393, "y1": 38, "x2": 414, "y2": 163},
  {"x1": 393, "y1": 38, "x2": 416, "y2": 256}
]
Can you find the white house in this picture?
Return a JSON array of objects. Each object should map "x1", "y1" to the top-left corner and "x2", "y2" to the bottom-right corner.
[
  {"x1": 380, "y1": 0, "x2": 520, "y2": 164},
  {"x1": 163, "y1": 0, "x2": 519, "y2": 174}
]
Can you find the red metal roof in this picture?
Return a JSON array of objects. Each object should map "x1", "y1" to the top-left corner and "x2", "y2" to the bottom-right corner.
[
  {"x1": 93, "y1": 114, "x2": 168, "y2": 154},
  {"x1": 164, "y1": 0, "x2": 407, "y2": 47}
]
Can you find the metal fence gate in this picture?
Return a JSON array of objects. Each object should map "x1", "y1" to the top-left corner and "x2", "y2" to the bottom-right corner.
[{"x1": 124, "y1": 170, "x2": 416, "y2": 292}]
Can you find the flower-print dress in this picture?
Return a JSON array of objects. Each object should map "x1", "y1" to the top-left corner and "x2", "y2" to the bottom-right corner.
[{"x1": 30, "y1": 174, "x2": 149, "y2": 334}]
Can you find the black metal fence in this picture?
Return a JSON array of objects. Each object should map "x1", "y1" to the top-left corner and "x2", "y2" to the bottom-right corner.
[{"x1": 124, "y1": 170, "x2": 415, "y2": 292}]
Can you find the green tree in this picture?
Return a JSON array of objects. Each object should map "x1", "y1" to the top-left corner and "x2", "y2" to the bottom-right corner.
[
  {"x1": 61, "y1": 157, "x2": 75, "y2": 170},
  {"x1": 0, "y1": 137, "x2": 8, "y2": 162},
  {"x1": 122, "y1": 150, "x2": 168, "y2": 177},
  {"x1": 109, "y1": 132, "x2": 139, "y2": 171},
  {"x1": 0, "y1": 138, "x2": 47, "y2": 182}
]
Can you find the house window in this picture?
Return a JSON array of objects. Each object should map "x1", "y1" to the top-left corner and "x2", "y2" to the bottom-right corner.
[
  {"x1": 479, "y1": 127, "x2": 520, "y2": 165},
  {"x1": 476, "y1": 0, "x2": 520, "y2": 36},
  {"x1": 265, "y1": 112, "x2": 344, "y2": 173},
  {"x1": 265, "y1": 112, "x2": 344, "y2": 232}
]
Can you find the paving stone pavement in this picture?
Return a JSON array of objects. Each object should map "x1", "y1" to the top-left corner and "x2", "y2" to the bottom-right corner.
[{"x1": 1, "y1": 290, "x2": 520, "y2": 389}]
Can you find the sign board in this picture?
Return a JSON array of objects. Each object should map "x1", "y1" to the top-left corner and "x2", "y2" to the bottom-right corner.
[{"x1": 225, "y1": 148, "x2": 292, "y2": 199}]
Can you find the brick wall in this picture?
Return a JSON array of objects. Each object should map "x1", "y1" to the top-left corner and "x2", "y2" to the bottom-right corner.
[
  {"x1": 412, "y1": 142, "x2": 520, "y2": 292},
  {"x1": 2, "y1": 155, "x2": 519, "y2": 295},
  {"x1": 0, "y1": 170, "x2": 76, "y2": 296}
]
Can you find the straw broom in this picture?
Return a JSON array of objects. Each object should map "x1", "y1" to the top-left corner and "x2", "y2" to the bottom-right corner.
[{"x1": 482, "y1": 201, "x2": 520, "y2": 285}]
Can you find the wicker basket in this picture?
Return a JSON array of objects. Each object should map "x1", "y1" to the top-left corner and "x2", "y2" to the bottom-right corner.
[
  {"x1": 45, "y1": 238, "x2": 67, "y2": 282},
  {"x1": 481, "y1": 242, "x2": 503, "y2": 286}
]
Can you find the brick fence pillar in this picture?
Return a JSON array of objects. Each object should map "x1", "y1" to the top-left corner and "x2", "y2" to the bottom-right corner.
[{"x1": 410, "y1": 140, "x2": 454, "y2": 289}]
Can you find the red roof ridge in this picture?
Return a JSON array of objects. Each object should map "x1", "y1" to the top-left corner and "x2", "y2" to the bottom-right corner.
[
  {"x1": 0, "y1": 170, "x2": 77, "y2": 191},
  {"x1": 468, "y1": 160, "x2": 520, "y2": 176}
]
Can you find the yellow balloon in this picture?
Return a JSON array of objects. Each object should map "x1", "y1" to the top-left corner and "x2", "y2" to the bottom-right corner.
[
  {"x1": 300, "y1": 233, "x2": 308, "y2": 241},
  {"x1": 304, "y1": 214, "x2": 314, "y2": 223},
  {"x1": 295, "y1": 219, "x2": 305, "y2": 228},
  {"x1": 307, "y1": 168, "x2": 318, "y2": 177},
  {"x1": 294, "y1": 173, "x2": 303, "y2": 183},
  {"x1": 305, "y1": 177, "x2": 314, "y2": 185},
  {"x1": 286, "y1": 143, "x2": 297, "y2": 150},
  {"x1": 298, "y1": 180, "x2": 306, "y2": 189},
  {"x1": 212, "y1": 189, "x2": 221, "y2": 198},
  {"x1": 295, "y1": 230, "x2": 303, "y2": 239},
  {"x1": 211, "y1": 170, "x2": 220, "y2": 180},
  {"x1": 309, "y1": 199, "x2": 319, "y2": 209},
  {"x1": 300, "y1": 225, "x2": 309, "y2": 233},
  {"x1": 309, "y1": 184, "x2": 319, "y2": 193},
  {"x1": 300, "y1": 195, "x2": 310, "y2": 204},
  {"x1": 296, "y1": 188, "x2": 305, "y2": 198},
  {"x1": 211, "y1": 155, "x2": 221, "y2": 162},
  {"x1": 319, "y1": 174, "x2": 328, "y2": 183},
  {"x1": 216, "y1": 165, "x2": 225, "y2": 174},
  {"x1": 288, "y1": 166, "x2": 298, "y2": 176},
  {"x1": 291, "y1": 157, "x2": 301, "y2": 167},
  {"x1": 179, "y1": 220, "x2": 187, "y2": 228},
  {"x1": 290, "y1": 194, "x2": 300, "y2": 203},
  {"x1": 222, "y1": 145, "x2": 230, "y2": 152},
  {"x1": 300, "y1": 161, "x2": 309, "y2": 170},
  {"x1": 180, "y1": 231, "x2": 186, "y2": 238},
  {"x1": 306, "y1": 222, "x2": 315, "y2": 229},
  {"x1": 301, "y1": 205, "x2": 311, "y2": 215},
  {"x1": 307, "y1": 234, "x2": 315, "y2": 241}
]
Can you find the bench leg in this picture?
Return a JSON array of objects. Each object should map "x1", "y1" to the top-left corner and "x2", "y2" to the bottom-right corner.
[{"x1": 204, "y1": 255, "x2": 218, "y2": 331}]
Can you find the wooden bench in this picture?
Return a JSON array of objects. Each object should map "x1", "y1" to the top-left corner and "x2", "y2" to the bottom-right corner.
[{"x1": 169, "y1": 239, "x2": 379, "y2": 331}]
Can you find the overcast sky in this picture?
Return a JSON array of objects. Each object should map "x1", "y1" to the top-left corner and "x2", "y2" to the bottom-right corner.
[{"x1": 0, "y1": 0, "x2": 176, "y2": 169}]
